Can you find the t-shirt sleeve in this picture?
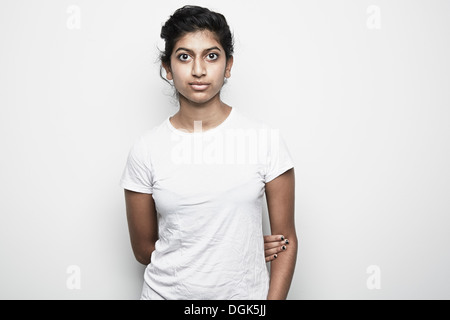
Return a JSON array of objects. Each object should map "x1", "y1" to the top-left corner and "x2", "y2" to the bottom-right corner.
[
  {"x1": 264, "y1": 130, "x2": 295, "y2": 183},
  {"x1": 119, "y1": 136, "x2": 154, "y2": 194}
]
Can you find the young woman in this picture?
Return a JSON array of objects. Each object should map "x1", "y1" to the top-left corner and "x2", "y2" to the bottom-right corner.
[{"x1": 120, "y1": 5, "x2": 297, "y2": 300}]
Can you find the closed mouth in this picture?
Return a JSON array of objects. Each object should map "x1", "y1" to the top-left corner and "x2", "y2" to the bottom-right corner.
[{"x1": 189, "y1": 82, "x2": 210, "y2": 90}]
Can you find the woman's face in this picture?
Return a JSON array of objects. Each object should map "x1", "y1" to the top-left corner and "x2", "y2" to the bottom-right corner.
[{"x1": 164, "y1": 30, "x2": 233, "y2": 105}]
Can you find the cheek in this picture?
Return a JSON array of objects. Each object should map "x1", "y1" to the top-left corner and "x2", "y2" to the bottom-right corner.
[
  {"x1": 213, "y1": 64, "x2": 227, "y2": 77},
  {"x1": 206, "y1": 63, "x2": 227, "y2": 83},
  {"x1": 171, "y1": 64, "x2": 190, "y2": 81},
  {"x1": 170, "y1": 69, "x2": 191, "y2": 90}
]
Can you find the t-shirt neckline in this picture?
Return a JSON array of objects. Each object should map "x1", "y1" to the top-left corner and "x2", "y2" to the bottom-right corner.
[{"x1": 166, "y1": 107, "x2": 235, "y2": 136}]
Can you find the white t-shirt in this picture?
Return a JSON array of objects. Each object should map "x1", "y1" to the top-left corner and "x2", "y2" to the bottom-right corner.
[{"x1": 120, "y1": 107, "x2": 294, "y2": 300}]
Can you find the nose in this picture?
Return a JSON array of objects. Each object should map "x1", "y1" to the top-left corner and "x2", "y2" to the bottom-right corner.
[{"x1": 192, "y1": 58, "x2": 206, "y2": 77}]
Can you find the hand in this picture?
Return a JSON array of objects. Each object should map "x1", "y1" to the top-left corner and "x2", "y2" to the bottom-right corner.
[{"x1": 264, "y1": 234, "x2": 289, "y2": 262}]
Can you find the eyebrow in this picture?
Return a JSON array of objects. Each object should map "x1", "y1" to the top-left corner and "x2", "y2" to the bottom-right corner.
[{"x1": 175, "y1": 46, "x2": 222, "y2": 54}]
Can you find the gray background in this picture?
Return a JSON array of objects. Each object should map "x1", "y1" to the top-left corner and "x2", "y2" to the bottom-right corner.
[{"x1": 1, "y1": 0, "x2": 449, "y2": 299}]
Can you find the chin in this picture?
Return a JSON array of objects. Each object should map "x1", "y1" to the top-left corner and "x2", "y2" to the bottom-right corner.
[{"x1": 179, "y1": 91, "x2": 220, "y2": 105}]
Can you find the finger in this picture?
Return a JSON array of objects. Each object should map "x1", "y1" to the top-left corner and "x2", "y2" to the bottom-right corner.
[
  {"x1": 264, "y1": 235, "x2": 285, "y2": 243},
  {"x1": 265, "y1": 247, "x2": 279, "y2": 257},
  {"x1": 265, "y1": 254, "x2": 278, "y2": 262},
  {"x1": 264, "y1": 239, "x2": 290, "y2": 250},
  {"x1": 264, "y1": 245, "x2": 287, "y2": 257},
  {"x1": 264, "y1": 241, "x2": 281, "y2": 250}
]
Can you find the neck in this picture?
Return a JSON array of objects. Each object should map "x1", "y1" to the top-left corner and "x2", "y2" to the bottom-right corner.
[{"x1": 173, "y1": 93, "x2": 231, "y2": 132}]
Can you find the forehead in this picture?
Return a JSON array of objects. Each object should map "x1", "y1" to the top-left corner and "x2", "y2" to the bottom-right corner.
[{"x1": 174, "y1": 30, "x2": 223, "y2": 52}]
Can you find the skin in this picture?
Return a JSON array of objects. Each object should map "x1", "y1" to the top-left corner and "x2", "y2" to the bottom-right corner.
[
  {"x1": 125, "y1": 30, "x2": 297, "y2": 300},
  {"x1": 265, "y1": 168, "x2": 297, "y2": 300},
  {"x1": 264, "y1": 234, "x2": 291, "y2": 262},
  {"x1": 164, "y1": 30, "x2": 234, "y2": 132}
]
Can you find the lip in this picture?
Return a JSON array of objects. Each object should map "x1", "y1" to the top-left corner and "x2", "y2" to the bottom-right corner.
[{"x1": 189, "y1": 82, "x2": 210, "y2": 91}]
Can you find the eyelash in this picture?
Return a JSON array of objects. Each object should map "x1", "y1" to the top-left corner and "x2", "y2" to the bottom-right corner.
[
  {"x1": 178, "y1": 54, "x2": 191, "y2": 61},
  {"x1": 177, "y1": 53, "x2": 220, "y2": 62},
  {"x1": 206, "y1": 53, "x2": 219, "y2": 61}
]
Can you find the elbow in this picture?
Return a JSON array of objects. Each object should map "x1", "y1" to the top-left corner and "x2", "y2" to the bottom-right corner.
[
  {"x1": 135, "y1": 253, "x2": 151, "y2": 266},
  {"x1": 277, "y1": 229, "x2": 298, "y2": 247},
  {"x1": 287, "y1": 233, "x2": 299, "y2": 254},
  {"x1": 288, "y1": 233, "x2": 298, "y2": 247},
  {"x1": 132, "y1": 244, "x2": 155, "y2": 266},
  {"x1": 282, "y1": 231, "x2": 299, "y2": 258}
]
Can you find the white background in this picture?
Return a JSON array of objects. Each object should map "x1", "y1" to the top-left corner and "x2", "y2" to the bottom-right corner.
[{"x1": 1, "y1": 0, "x2": 450, "y2": 299}]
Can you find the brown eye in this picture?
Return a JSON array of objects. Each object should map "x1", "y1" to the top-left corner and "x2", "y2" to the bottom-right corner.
[
  {"x1": 178, "y1": 54, "x2": 191, "y2": 62},
  {"x1": 207, "y1": 53, "x2": 219, "y2": 61}
]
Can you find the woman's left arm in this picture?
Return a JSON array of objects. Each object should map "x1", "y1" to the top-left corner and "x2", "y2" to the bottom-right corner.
[{"x1": 265, "y1": 168, "x2": 298, "y2": 300}]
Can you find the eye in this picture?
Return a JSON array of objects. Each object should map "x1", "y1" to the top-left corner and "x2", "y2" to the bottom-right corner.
[
  {"x1": 206, "y1": 53, "x2": 219, "y2": 61},
  {"x1": 178, "y1": 53, "x2": 191, "y2": 62}
]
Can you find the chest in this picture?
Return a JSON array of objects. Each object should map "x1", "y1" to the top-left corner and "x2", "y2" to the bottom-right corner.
[{"x1": 149, "y1": 132, "x2": 267, "y2": 214}]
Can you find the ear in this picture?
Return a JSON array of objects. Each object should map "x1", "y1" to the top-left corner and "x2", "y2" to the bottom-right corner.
[
  {"x1": 162, "y1": 63, "x2": 173, "y2": 81},
  {"x1": 224, "y1": 56, "x2": 234, "y2": 79}
]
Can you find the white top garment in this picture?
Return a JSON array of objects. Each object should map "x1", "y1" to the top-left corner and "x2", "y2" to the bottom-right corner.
[{"x1": 120, "y1": 107, "x2": 294, "y2": 300}]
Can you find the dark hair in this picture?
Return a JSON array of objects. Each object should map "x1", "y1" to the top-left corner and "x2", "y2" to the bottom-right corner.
[{"x1": 159, "y1": 5, "x2": 234, "y2": 79}]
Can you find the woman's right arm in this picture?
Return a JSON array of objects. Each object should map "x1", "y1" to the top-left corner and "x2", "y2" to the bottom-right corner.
[{"x1": 124, "y1": 190, "x2": 158, "y2": 265}]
